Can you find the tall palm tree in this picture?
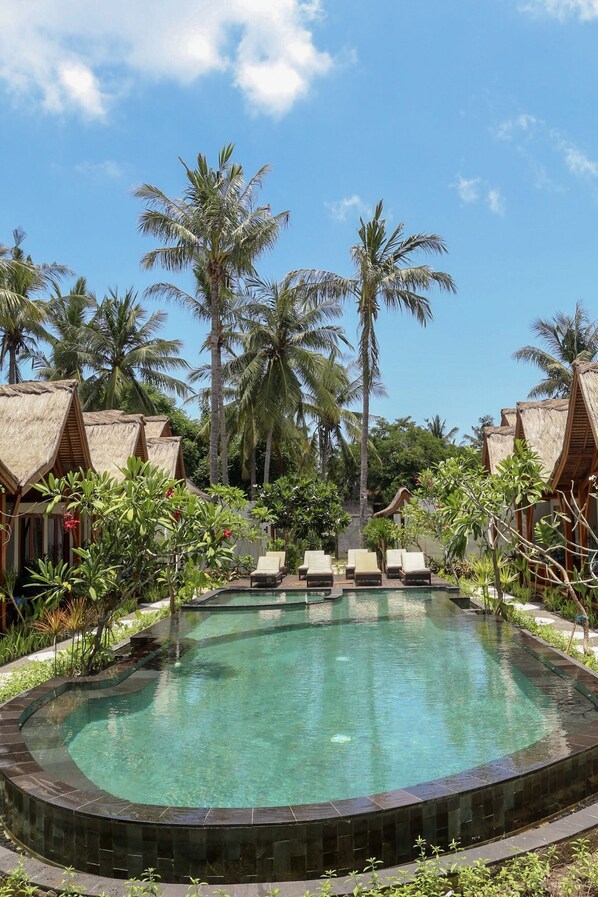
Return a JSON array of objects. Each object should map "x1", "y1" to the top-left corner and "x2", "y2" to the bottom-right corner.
[
  {"x1": 293, "y1": 201, "x2": 456, "y2": 535},
  {"x1": 513, "y1": 302, "x2": 598, "y2": 398},
  {"x1": 82, "y1": 288, "x2": 189, "y2": 412},
  {"x1": 225, "y1": 274, "x2": 348, "y2": 485},
  {"x1": 425, "y1": 414, "x2": 459, "y2": 444},
  {"x1": 135, "y1": 144, "x2": 289, "y2": 484},
  {"x1": 32, "y1": 277, "x2": 96, "y2": 382},
  {"x1": 146, "y1": 268, "x2": 241, "y2": 485},
  {"x1": 0, "y1": 228, "x2": 68, "y2": 383}
]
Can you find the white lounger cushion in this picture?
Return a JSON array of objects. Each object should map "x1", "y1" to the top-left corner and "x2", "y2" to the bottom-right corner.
[
  {"x1": 355, "y1": 552, "x2": 381, "y2": 573},
  {"x1": 253, "y1": 556, "x2": 280, "y2": 574},
  {"x1": 402, "y1": 552, "x2": 429, "y2": 573},
  {"x1": 386, "y1": 549, "x2": 404, "y2": 567},
  {"x1": 307, "y1": 555, "x2": 332, "y2": 573},
  {"x1": 301, "y1": 550, "x2": 325, "y2": 567},
  {"x1": 347, "y1": 548, "x2": 369, "y2": 566}
]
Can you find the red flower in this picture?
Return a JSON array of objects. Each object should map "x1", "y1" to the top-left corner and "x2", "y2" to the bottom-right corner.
[
  {"x1": 63, "y1": 512, "x2": 79, "y2": 533},
  {"x1": 174, "y1": 510, "x2": 181, "y2": 522},
  {"x1": 223, "y1": 528, "x2": 232, "y2": 539},
  {"x1": 165, "y1": 487, "x2": 175, "y2": 499}
]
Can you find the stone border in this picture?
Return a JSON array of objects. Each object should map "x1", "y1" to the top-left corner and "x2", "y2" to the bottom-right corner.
[{"x1": 1, "y1": 595, "x2": 598, "y2": 883}]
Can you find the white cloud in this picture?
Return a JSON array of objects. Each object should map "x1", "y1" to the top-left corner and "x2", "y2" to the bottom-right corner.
[
  {"x1": 487, "y1": 188, "x2": 506, "y2": 215},
  {"x1": 495, "y1": 113, "x2": 539, "y2": 141},
  {"x1": 562, "y1": 145, "x2": 598, "y2": 178},
  {"x1": 521, "y1": 0, "x2": 598, "y2": 19},
  {"x1": 0, "y1": 0, "x2": 333, "y2": 119},
  {"x1": 326, "y1": 195, "x2": 372, "y2": 222},
  {"x1": 454, "y1": 176, "x2": 481, "y2": 203},
  {"x1": 76, "y1": 160, "x2": 123, "y2": 179}
]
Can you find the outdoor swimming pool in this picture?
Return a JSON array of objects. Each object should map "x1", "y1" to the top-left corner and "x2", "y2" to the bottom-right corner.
[
  {"x1": 24, "y1": 590, "x2": 584, "y2": 807},
  {"x1": 4, "y1": 587, "x2": 598, "y2": 883}
]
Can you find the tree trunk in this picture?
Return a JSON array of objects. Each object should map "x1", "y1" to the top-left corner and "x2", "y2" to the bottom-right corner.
[
  {"x1": 320, "y1": 427, "x2": 329, "y2": 480},
  {"x1": 8, "y1": 346, "x2": 17, "y2": 385},
  {"x1": 359, "y1": 329, "x2": 371, "y2": 543},
  {"x1": 250, "y1": 444, "x2": 257, "y2": 501},
  {"x1": 490, "y1": 536, "x2": 505, "y2": 617},
  {"x1": 263, "y1": 429, "x2": 273, "y2": 485},
  {"x1": 219, "y1": 392, "x2": 229, "y2": 487},
  {"x1": 209, "y1": 277, "x2": 221, "y2": 484}
]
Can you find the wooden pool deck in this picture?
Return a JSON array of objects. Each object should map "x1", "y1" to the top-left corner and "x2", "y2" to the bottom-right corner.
[{"x1": 233, "y1": 571, "x2": 457, "y2": 590}]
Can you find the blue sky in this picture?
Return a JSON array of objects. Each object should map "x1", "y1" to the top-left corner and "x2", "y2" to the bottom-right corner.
[{"x1": 1, "y1": 0, "x2": 597, "y2": 440}]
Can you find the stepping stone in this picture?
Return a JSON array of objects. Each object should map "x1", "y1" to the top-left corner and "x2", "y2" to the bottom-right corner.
[
  {"x1": 534, "y1": 617, "x2": 555, "y2": 625},
  {"x1": 30, "y1": 650, "x2": 56, "y2": 662}
]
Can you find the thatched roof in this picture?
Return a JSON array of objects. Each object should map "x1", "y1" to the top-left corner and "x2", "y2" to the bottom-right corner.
[
  {"x1": 552, "y1": 361, "x2": 598, "y2": 491},
  {"x1": 0, "y1": 380, "x2": 91, "y2": 491},
  {"x1": 481, "y1": 426, "x2": 515, "y2": 474},
  {"x1": 515, "y1": 398, "x2": 568, "y2": 480},
  {"x1": 146, "y1": 436, "x2": 185, "y2": 480},
  {"x1": 83, "y1": 410, "x2": 147, "y2": 480},
  {"x1": 372, "y1": 486, "x2": 413, "y2": 518},
  {"x1": 500, "y1": 408, "x2": 517, "y2": 427},
  {"x1": 144, "y1": 416, "x2": 172, "y2": 438}
]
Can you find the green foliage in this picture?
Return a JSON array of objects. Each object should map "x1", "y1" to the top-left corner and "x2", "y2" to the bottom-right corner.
[
  {"x1": 367, "y1": 417, "x2": 466, "y2": 505},
  {"x1": 30, "y1": 460, "x2": 244, "y2": 673},
  {"x1": 362, "y1": 517, "x2": 399, "y2": 563},
  {"x1": 253, "y1": 475, "x2": 350, "y2": 553}
]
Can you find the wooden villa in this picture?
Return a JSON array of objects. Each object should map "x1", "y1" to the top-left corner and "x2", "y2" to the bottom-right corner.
[
  {"x1": 551, "y1": 362, "x2": 598, "y2": 564},
  {"x1": 0, "y1": 381, "x2": 91, "y2": 608},
  {"x1": 144, "y1": 416, "x2": 172, "y2": 439},
  {"x1": 146, "y1": 436, "x2": 186, "y2": 481},
  {"x1": 500, "y1": 408, "x2": 517, "y2": 427}
]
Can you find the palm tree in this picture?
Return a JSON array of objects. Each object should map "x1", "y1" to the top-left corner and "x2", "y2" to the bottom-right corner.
[
  {"x1": 135, "y1": 144, "x2": 288, "y2": 484},
  {"x1": 425, "y1": 414, "x2": 459, "y2": 444},
  {"x1": 0, "y1": 228, "x2": 69, "y2": 383},
  {"x1": 513, "y1": 302, "x2": 598, "y2": 398},
  {"x1": 146, "y1": 268, "x2": 241, "y2": 485},
  {"x1": 32, "y1": 277, "x2": 96, "y2": 382},
  {"x1": 293, "y1": 201, "x2": 456, "y2": 535},
  {"x1": 81, "y1": 288, "x2": 190, "y2": 412},
  {"x1": 225, "y1": 274, "x2": 348, "y2": 485},
  {"x1": 462, "y1": 414, "x2": 494, "y2": 450}
]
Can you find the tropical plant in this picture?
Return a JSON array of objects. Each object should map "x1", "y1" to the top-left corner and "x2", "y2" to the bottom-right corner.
[
  {"x1": 81, "y1": 288, "x2": 189, "y2": 411},
  {"x1": 462, "y1": 414, "x2": 494, "y2": 450},
  {"x1": 424, "y1": 414, "x2": 458, "y2": 443},
  {"x1": 252, "y1": 475, "x2": 350, "y2": 556},
  {"x1": 225, "y1": 274, "x2": 348, "y2": 484},
  {"x1": 293, "y1": 201, "x2": 456, "y2": 536},
  {"x1": 513, "y1": 301, "x2": 598, "y2": 398},
  {"x1": 362, "y1": 517, "x2": 399, "y2": 567},
  {"x1": 136, "y1": 144, "x2": 289, "y2": 484},
  {"x1": 32, "y1": 277, "x2": 96, "y2": 381},
  {"x1": 0, "y1": 228, "x2": 69, "y2": 383}
]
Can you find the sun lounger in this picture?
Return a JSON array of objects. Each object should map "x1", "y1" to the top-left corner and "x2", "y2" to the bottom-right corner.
[
  {"x1": 399, "y1": 551, "x2": 432, "y2": 585},
  {"x1": 354, "y1": 551, "x2": 382, "y2": 586},
  {"x1": 386, "y1": 549, "x2": 404, "y2": 578},
  {"x1": 298, "y1": 550, "x2": 325, "y2": 580},
  {"x1": 306, "y1": 554, "x2": 334, "y2": 587},
  {"x1": 266, "y1": 550, "x2": 287, "y2": 575},
  {"x1": 250, "y1": 556, "x2": 283, "y2": 588},
  {"x1": 346, "y1": 548, "x2": 370, "y2": 580}
]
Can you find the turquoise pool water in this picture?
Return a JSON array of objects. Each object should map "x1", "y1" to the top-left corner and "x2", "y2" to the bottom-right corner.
[{"x1": 24, "y1": 590, "x2": 585, "y2": 808}]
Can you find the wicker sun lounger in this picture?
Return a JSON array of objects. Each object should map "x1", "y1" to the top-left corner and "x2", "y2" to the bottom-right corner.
[
  {"x1": 354, "y1": 551, "x2": 382, "y2": 586},
  {"x1": 298, "y1": 550, "x2": 325, "y2": 580},
  {"x1": 306, "y1": 554, "x2": 334, "y2": 587},
  {"x1": 250, "y1": 556, "x2": 283, "y2": 588},
  {"x1": 399, "y1": 551, "x2": 432, "y2": 585},
  {"x1": 386, "y1": 548, "x2": 404, "y2": 578},
  {"x1": 346, "y1": 548, "x2": 370, "y2": 580}
]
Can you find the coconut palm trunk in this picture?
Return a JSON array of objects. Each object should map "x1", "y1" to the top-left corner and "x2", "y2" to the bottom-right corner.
[
  {"x1": 209, "y1": 277, "x2": 221, "y2": 484},
  {"x1": 359, "y1": 334, "x2": 371, "y2": 539},
  {"x1": 264, "y1": 428, "x2": 273, "y2": 485}
]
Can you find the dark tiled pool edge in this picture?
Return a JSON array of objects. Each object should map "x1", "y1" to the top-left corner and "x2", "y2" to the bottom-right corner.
[
  {"x1": 2, "y1": 602, "x2": 598, "y2": 882},
  {"x1": 1, "y1": 798, "x2": 598, "y2": 896}
]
